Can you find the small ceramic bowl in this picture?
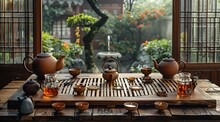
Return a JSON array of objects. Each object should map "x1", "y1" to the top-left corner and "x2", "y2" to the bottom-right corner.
[
  {"x1": 127, "y1": 77, "x2": 135, "y2": 82},
  {"x1": 154, "y1": 101, "x2": 168, "y2": 111},
  {"x1": 74, "y1": 85, "x2": 86, "y2": 95},
  {"x1": 124, "y1": 102, "x2": 138, "y2": 111},
  {"x1": 69, "y1": 68, "x2": 81, "y2": 78},
  {"x1": 75, "y1": 102, "x2": 89, "y2": 111},
  {"x1": 52, "y1": 102, "x2": 66, "y2": 112}
]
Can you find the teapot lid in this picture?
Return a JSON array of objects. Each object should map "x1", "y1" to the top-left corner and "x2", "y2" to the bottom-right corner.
[
  {"x1": 104, "y1": 66, "x2": 117, "y2": 73},
  {"x1": 26, "y1": 79, "x2": 37, "y2": 84},
  {"x1": 37, "y1": 53, "x2": 51, "y2": 57},
  {"x1": 163, "y1": 57, "x2": 175, "y2": 62}
]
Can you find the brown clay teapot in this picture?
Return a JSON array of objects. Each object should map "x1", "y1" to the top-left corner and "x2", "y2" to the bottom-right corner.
[
  {"x1": 102, "y1": 59, "x2": 119, "y2": 83},
  {"x1": 23, "y1": 79, "x2": 40, "y2": 95},
  {"x1": 153, "y1": 57, "x2": 186, "y2": 79},
  {"x1": 23, "y1": 53, "x2": 65, "y2": 80}
]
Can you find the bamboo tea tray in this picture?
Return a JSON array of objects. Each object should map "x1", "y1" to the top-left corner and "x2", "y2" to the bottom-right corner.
[{"x1": 7, "y1": 73, "x2": 216, "y2": 108}]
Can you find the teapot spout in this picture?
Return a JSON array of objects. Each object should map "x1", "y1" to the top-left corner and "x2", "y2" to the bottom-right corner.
[
  {"x1": 56, "y1": 55, "x2": 65, "y2": 71},
  {"x1": 153, "y1": 59, "x2": 159, "y2": 70}
]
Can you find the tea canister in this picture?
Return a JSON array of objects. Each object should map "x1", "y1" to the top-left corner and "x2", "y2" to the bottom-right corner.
[{"x1": 23, "y1": 79, "x2": 40, "y2": 95}]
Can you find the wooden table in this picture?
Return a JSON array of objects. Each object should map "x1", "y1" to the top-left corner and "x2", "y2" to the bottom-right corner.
[{"x1": 1, "y1": 73, "x2": 220, "y2": 121}]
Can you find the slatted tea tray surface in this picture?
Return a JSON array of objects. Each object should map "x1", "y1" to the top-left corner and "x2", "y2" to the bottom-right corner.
[
  {"x1": 7, "y1": 73, "x2": 216, "y2": 108},
  {"x1": 58, "y1": 78, "x2": 177, "y2": 97}
]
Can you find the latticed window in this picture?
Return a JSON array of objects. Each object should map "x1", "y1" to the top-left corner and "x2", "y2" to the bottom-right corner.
[
  {"x1": 179, "y1": 0, "x2": 220, "y2": 63},
  {"x1": 0, "y1": 0, "x2": 34, "y2": 64},
  {"x1": 52, "y1": 18, "x2": 71, "y2": 41},
  {"x1": 0, "y1": 0, "x2": 41, "y2": 83}
]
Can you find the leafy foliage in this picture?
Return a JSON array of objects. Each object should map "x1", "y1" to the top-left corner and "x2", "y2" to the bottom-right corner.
[
  {"x1": 66, "y1": 13, "x2": 98, "y2": 31},
  {"x1": 97, "y1": 6, "x2": 166, "y2": 61},
  {"x1": 129, "y1": 38, "x2": 172, "y2": 73},
  {"x1": 42, "y1": 32, "x2": 84, "y2": 67},
  {"x1": 42, "y1": 4, "x2": 66, "y2": 32},
  {"x1": 141, "y1": 39, "x2": 172, "y2": 63}
]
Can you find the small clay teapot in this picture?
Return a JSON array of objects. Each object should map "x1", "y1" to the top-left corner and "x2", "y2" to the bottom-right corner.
[
  {"x1": 23, "y1": 53, "x2": 65, "y2": 80},
  {"x1": 153, "y1": 57, "x2": 186, "y2": 79},
  {"x1": 18, "y1": 96, "x2": 34, "y2": 115},
  {"x1": 102, "y1": 59, "x2": 119, "y2": 82},
  {"x1": 23, "y1": 79, "x2": 40, "y2": 95}
]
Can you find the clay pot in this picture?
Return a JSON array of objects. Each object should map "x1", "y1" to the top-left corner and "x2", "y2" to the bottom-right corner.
[
  {"x1": 23, "y1": 79, "x2": 40, "y2": 95},
  {"x1": 102, "y1": 59, "x2": 119, "y2": 82},
  {"x1": 153, "y1": 57, "x2": 186, "y2": 79},
  {"x1": 18, "y1": 96, "x2": 34, "y2": 115},
  {"x1": 23, "y1": 53, "x2": 65, "y2": 80}
]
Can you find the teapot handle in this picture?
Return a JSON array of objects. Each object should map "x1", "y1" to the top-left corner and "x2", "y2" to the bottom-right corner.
[
  {"x1": 102, "y1": 58, "x2": 119, "y2": 71},
  {"x1": 178, "y1": 61, "x2": 186, "y2": 72},
  {"x1": 23, "y1": 56, "x2": 34, "y2": 73}
]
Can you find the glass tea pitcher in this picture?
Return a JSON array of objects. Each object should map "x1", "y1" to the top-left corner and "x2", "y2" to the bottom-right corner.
[
  {"x1": 43, "y1": 74, "x2": 59, "y2": 97},
  {"x1": 177, "y1": 72, "x2": 192, "y2": 97}
]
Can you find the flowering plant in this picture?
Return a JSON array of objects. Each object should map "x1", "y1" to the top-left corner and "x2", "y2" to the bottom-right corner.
[
  {"x1": 141, "y1": 38, "x2": 172, "y2": 63},
  {"x1": 42, "y1": 32, "x2": 84, "y2": 66},
  {"x1": 129, "y1": 39, "x2": 171, "y2": 73}
]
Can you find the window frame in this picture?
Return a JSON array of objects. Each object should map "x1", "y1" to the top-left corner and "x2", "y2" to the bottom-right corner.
[{"x1": 173, "y1": 0, "x2": 220, "y2": 65}]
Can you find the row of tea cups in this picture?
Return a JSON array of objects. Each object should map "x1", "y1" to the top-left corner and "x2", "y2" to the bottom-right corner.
[
  {"x1": 52, "y1": 101, "x2": 89, "y2": 113},
  {"x1": 52, "y1": 101, "x2": 168, "y2": 113}
]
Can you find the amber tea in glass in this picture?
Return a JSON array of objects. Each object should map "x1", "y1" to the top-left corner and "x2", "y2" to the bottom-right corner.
[
  {"x1": 177, "y1": 72, "x2": 192, "y2": 97},
  {"x1": 43, "y1": 87, "x2": 58, "y2": 97},
  {"x1": 43, "y1": 74, "x2": 59, "y2": 97}
]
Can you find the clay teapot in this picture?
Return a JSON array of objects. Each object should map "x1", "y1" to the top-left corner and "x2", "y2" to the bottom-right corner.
[
  {"x1": 23, "y1": 79, "x2": 40, "y2": 95},
  {"x1": 153, "y1": 57, "x2": 186, "y2": 79},
  {"x1": 102, "y1": 59, "x2": 119, "y2": 83},
  {"x1": 23, "y1": 53, "x2": 65, "y2": 80},
  {"x1": 18, "y1": 96, "x2": 34, "y2": 115}
]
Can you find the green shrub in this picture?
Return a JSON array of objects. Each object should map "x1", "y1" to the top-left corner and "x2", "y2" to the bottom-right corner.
[
  {"x1": 141, "y1": 38, "x2": 172, "y2": 63},
  {"x1": 42, "y1": 32, "x2": 84, "y2": 67},
  {"x1": 130, "y1": 38, "x2": 172, "y2": 73}
]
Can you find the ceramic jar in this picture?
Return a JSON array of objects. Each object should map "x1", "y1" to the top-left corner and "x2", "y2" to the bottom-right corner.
[
  {"x1": 23, "y1": 79, "x2": 40, "y2": 95},
  {"x1": 18, "y1": 96, "x2": 34, "y2": 115}
]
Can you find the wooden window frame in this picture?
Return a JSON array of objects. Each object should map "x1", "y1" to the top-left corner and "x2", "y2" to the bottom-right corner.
[
  {"x1": 173, "y1": 0, "x2": 220, "y2": 85},
  {"x1": 0, "y1": 0, "x2": 41, "y2": 87}
]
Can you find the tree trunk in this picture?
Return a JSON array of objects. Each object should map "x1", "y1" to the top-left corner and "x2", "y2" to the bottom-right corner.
[{"x1": 83, "y1": 0, "x2": 108, "y2": 73}]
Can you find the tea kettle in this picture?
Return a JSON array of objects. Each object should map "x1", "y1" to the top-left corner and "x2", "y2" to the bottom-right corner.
[
  {"x1": 23, "y1": 53, "x2": 65, "y2": 80},
  {"x1": 18, "y1": 96, "x2": 34, "y2": 115},
  {"x1": 153, "y1": 57, "x2": 186, "y2": 79},
  {"x1": 102, "y1": 59, "x2": 119, "y2": 83}
]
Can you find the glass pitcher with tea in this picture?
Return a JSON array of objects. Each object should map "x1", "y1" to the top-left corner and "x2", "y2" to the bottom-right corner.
[
  {"x1": 177, "y1": 72, "x2": 192, "y2": 97},
  {"x1": 43, "y1": 74, "x2": 59, "y2": 97}
]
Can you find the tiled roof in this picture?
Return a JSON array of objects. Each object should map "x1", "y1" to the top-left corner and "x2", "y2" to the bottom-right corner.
[{"x1": 42, "y1": 0, "x2": 84, "y2": 5}]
